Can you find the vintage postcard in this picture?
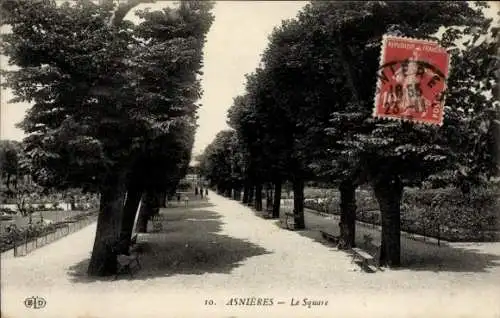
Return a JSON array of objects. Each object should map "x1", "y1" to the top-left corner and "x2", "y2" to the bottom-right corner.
[{"x1": 1, "y1": 1, "x2": 499, "y2": 318}]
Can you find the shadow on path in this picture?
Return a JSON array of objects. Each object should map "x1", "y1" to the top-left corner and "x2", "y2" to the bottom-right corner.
[
  {"x1": 243, "y1": 202, "x2": 500, "y2": 274},
  {"x1": 297, "y1": 210, "x2": 500, "y2": 273},
  {"x1": 67, "y1": 201, "x2": 271, "y2": 283}
]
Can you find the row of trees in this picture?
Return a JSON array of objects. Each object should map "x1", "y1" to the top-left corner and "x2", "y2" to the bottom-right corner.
[
  {"x1": 1, "y1": 0, "x2": 214, "y2": 276},
  {"x1": 0, "y1": 140, "x2": 30, "y2": 190},
  {"x1": 1, "y1": 139, "x2": 99, "y2": 215},
  {"x1": 198, "y1": 1, "x2": 499, "y2": 267},
  {"x1": 0, "y1": 139, "x2": 44, "y2": 216}
]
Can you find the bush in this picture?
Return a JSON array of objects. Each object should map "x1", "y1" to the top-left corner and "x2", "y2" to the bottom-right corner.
[
  {"x1": 355, "y1": 189, "x2": 379, "y2": 212},
  {"x1": 0, "y1": 207, "x2": 16, "y2": 214},
  {"x1": 0, "y1": 225, "x2": 22, "y2": 251},
  {"x1": 66, "y1": 214, "x2": 87, "y2": 222},
  {"x1": 402, "y1": 186, "x2": 499, "y2": 241},
  {"x1": 35, "y1": 204, "x2": 47, "y2": 211},
  {"x1": 83, "y1": 210, "x2": 98, "y2": 217},
  {"x1": 304, "y1": 188, "x2": 379, "y2": 214}
]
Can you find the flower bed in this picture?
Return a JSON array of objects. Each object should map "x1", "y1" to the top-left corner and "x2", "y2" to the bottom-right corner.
[
  {"x1": 0, "y1": 221, "x2": 57, "y2": 253},
  {"x1": 0, "y1": 210, "x2": 98, "y2": 253}
]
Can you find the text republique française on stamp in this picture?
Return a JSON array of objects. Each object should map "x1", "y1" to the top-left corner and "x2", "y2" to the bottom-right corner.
[
  {"x1": 225, "y1": 297, "x2": 328, "y2": 308},
  {"x1": 373, "y1": 35, "x2": 450, "y2": 126}
]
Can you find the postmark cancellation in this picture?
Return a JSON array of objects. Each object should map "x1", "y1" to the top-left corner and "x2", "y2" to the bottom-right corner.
[{"x1": 373, "y1": 35, "x2": 451, "y2": 126}]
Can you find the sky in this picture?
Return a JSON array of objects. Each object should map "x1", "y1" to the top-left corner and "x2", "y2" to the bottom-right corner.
[
  {"x1": 0, "y1": 1, "x2": 497, "y2": 160},
  {"x1": 0, "y1": 0, "x2": 307, "y2": 158},
  {"x1": 191, "y1": 1, "x2": 308, "y2": 158}
]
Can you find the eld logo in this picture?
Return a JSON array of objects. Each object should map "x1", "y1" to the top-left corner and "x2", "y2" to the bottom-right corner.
[{"x1": 24, "y1": 296, "x2": 47, "y2": 309}]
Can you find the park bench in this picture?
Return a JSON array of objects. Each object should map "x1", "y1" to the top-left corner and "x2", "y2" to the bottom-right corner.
[
  {"x1": 115, "y1": 253, "x2": 141, "y2": 279},
  {"x1": 114, "y1": 237, "x2": 141, "y2": 279},
  {"x1": 350, "y1": 235, "x2": 380, "y2": 273},
  {"x1": 350, "y1": 247, "x2": 378, "y2": 273},
  {"x1": 151, "y1": 215, "x2": 163, "y2": 232},
  {"x1": 262, "y1": 207, "x2": 274, "y2": 219},
  {"x1": 280, "y1": 212, "x2": 295, "y2": 230},
  {"x1": 320, "y1": 230, "x2": 339, "y2": 244}
]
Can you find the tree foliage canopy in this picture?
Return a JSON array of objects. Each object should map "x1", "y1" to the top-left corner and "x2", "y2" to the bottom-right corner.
[{"x1": 1, "y1": 0, "x2": 214, "y2": 191}]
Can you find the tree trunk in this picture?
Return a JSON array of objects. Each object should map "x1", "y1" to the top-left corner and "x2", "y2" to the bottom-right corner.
[
  {"x1": 247, "y1": 185, "x2": 254, "y2": 206},
  {"x1": 293, "y1": 177, "x2": 305, "y2": 229},
  {"x1": 232, "y1": 186, "x2": 238, "y2": 200},
  {"x1": 70, "y1": 196, "x2": 76, "y2": 211},
  {"x1": 272, "y1": 181, "x2": 282, "y2": 219},
  {"x1": 255, "y1": 183, "x2": 263, "y2": 211},
  {"x1": 233, "y1": 185, "x2": 241, "y2": 200},
  {"x1": 266, "y1": 185, "x2": 273, "y2": 212},
  {"x1": 242, "y1": 181, "x2": 250, "y2": 203},
  {"x1": 372, "y1": 175, "x2": 403, "y2": 268},
  {"x1": 87, "y1": 172, "x2": 127, "y2": 276},
  {"x1": 136, "y1": 190, "x2": 156, "y2": 233},
  {"x1": 160, "y1": 190, "x2": 167, "y2": 208},
  {"x1": 152, "y1": 190, "x2": 163, "y2": 216},
  {"x1": 119, "y1": 184, "x2": 143, "y2": 252},
  {"x1": 137, "y1": 197, "x2": 147, "y2": 234},
  {"x1": 338, "y1": 179, "x2": 357, "y2": 250}
]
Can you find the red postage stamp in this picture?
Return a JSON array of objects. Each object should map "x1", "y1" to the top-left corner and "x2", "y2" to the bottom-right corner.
[{"x1": 373, "y1": 35, "x2": 450, "y2": 126}]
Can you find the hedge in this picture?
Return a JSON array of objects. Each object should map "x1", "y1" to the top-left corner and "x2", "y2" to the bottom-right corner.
[{"x1": 304, "y1": 186, "x2": 499, "y2": 242}]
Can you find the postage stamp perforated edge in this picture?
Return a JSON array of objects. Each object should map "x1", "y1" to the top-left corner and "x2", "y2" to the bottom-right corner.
[{"x1": 371, "y1": 34, "x2": 450, "y2": 127}]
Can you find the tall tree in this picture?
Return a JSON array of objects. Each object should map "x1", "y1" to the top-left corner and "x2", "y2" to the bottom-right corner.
[
  {"x1": 316, "y1": 1, "x2": 494, "y2": 266},
  {"x1": 122, "y1": 1, "x2": 214, "y2": 238},
  {"x1": 1, "y1": 0, "x2": 214, "y2": 276},
  {"x1": 2, "y1": 1, "x2": 135, "y2": 275},
  {"x1": 199, "y1": 130, "x2": 236, "y2": 194}
]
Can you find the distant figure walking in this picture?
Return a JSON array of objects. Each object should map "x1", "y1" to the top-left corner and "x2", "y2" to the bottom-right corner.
[
  {"x1": 184, "y1": 195, "x2": 189, "y2": 207},
  {"x1": 195, "y1": 187, "x2": 199, "y2": 196},
  {"x1": 205, "y1": 188, "x2": 208, "y2": 198},
  {"x1": 177, "y1": 193, "x2": 181, "y2": 206},
  {"x1": 200, "y1": 187, "x2": 204, "y2": 199}
]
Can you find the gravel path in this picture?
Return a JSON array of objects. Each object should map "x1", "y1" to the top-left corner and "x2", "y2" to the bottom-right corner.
[{"x1": 2, "y1": 191, "x2": 500, "y2": 318}]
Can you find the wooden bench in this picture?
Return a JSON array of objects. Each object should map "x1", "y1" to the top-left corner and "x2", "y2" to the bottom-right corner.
[
  {"x1": 115, "y1": 252, "x2": 141, "y2": 279},
  {"x1": 280, "y1": 212, "x2": 295, "y2": 230},
  {"x1": 262, "y1": 210, "x2": 273, "y2": 219},
  {"x1": 114, "y1": 238, "x2": 142, "y2": 279},
  {"x1": 351, "y1": 247, "x2": 378, "y2": 272},
  {"x1": 320, "y1": 230, "x2": 339, "y2": 244},
  {"x1": 151, "y1": 215, "x2": 163, "y2": 232}
]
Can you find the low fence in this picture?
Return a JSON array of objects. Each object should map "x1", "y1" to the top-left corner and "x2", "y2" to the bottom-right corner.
[
  {"x1": 304, "y1": 200, "x2": 499, "y2": 243},
  {"x1": 6, "y1": 216, "x2": 97, "y2": 257}
]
